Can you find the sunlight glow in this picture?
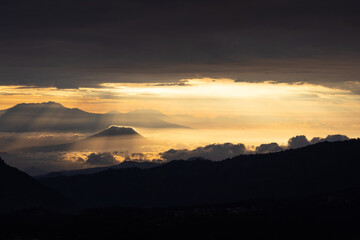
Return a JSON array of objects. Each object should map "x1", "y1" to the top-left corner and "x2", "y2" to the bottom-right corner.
[{"x1": 0, "y1": 78, "x2": 360, "y2": 147}]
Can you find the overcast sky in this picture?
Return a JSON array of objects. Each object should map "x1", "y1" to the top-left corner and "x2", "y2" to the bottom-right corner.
[
  {"x1": 1, "y1": 1, "x2": 360, "y2": 172},
  {"x1": 0, "y1": 0, "x2": 359, "y2": 89}
]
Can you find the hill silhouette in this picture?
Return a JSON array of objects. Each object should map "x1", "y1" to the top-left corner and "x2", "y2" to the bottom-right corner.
[
  {"x1": 0, "y1": 158, "x2": 73, "y2": 212},
  {"x1": 0, "y1": 102, "x2": 187, "y2": 132},
  {"x1": 39, "y1": 139, "x2": 360, "y2": 208}
]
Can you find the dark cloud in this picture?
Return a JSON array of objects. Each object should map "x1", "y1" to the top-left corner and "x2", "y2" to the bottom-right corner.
[
  {"x1": 310, "y1": 134, "x2": 350, "y2": 144},
  {"x1": 151, "y1": 82, "x2": 189, "y2": 87},
  {"x1": 161, "y1": 143, "x2": 247, "y2": 161},
  {"x1": 124, "y1": 152, "x2": 152, "y2": 162},
  {"x1": 288, "y1": 135, "x2": 311, "y2": 149},
  {"x1": 86, "y1": 152, "x2": 118, "y2": 166},
  {"x1": 325, "y1": 135, "x2": 350, "y2": 142},
  {"x1": 255, "y1": 143, "x2": 285, "y2": 154},
  {"x1": 310, "y1": 137, "x2": 323, "y2": 145},
  {"x1": 76, "y1": 157, "x2": 85, "y2": 163},
  {"x1": 0, "y1": 0, "x2": 359, "y2": 88}
]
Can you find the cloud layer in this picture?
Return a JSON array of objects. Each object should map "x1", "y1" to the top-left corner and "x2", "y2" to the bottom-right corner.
[
  {"x1": 161, "y1": 143, "x2": 248, "y2": 161},
  {"x1": 161, "y1": 134, "x2": 351, "y2": 161},
  {"x1": 255, "y1": 143, "x2": 284, "y2": 154},
  {"x1": 0, "y1": 133, "x2": 351, "y2": 175},
  {"x1": 86, "y1": 152, "x2": 119, "y2": 166}
]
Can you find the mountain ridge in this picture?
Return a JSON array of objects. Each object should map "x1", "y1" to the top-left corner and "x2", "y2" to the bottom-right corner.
[{"x1": 0, "y1": 102, "x2": 187, "y2": 132}]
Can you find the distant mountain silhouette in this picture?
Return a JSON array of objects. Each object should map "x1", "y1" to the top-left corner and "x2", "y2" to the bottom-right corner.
[
  {"x1": 0, "y1": 158, "x2": 73, "y2": 212},
  {"x1": 0, "y1": 102, "x2": 187, "y2": 132},
  {"x1": 18, "y1": 126, "x2": 145, "y2": 152},
  {"x1": 37, "y1": 160, "x2": 163, "y2": 178},
  {"x1": 88, "y1": 126, "x2": 143, "y2": 138},
  {"x1": 40, "y1": 139, "x2": 360, "y2": 208}
]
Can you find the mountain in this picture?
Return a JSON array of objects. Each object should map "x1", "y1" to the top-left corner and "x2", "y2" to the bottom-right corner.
[
  {"x1": 37, "y1": 160, "x2": 163, "y2": 178},
  {"x1": 88, "y1": 126, "x2": 143, "y2": 138},
  {"x1": 0, "y1": 102, "x2": 187, "y2": 132},
  {"x1": 18, "y1": 126, "x2": 145, "y2": 152},
  {"x1": 0, "y1": 158, "x2": 73, "y2": 212},
  {"x1": 0, "y1": 102, "x2": 97, "y2": 132},
  {"x1": 39, "y1": 139, "x2": 360, "y2": 208}
]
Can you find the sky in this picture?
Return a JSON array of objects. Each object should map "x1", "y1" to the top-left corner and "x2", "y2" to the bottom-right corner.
[
  {"x1": 0, "y1": 0, "x2": 359, "y2": 172},
  {"x1": 0, "y1": 78, "x2": 358, "y2": 151}
]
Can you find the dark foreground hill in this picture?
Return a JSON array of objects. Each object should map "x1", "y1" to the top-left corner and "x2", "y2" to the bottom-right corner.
[
  {"x1": 2, "y1": 140, "x2": 360, "y2": 239},
  {"x1": 0, "y1": 158, "x2": 73, "y2": 212},
  {"x1": 40, "y1": 139, "x2": 360, "y2": 208},
  {"x1": 2, "y1": 189, "x2": 360, "y2": 240}
]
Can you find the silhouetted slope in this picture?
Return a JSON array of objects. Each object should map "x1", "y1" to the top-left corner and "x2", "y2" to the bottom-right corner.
[
  {"x1": 0, "y1": 102, "x2": 187, "y2": 132},
  {"x1": 0, "y1": 158, "x2": 73, "y2": 212},
  {"x1": 40, "y1": 139, "x2": 360, "y2": 208}
]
